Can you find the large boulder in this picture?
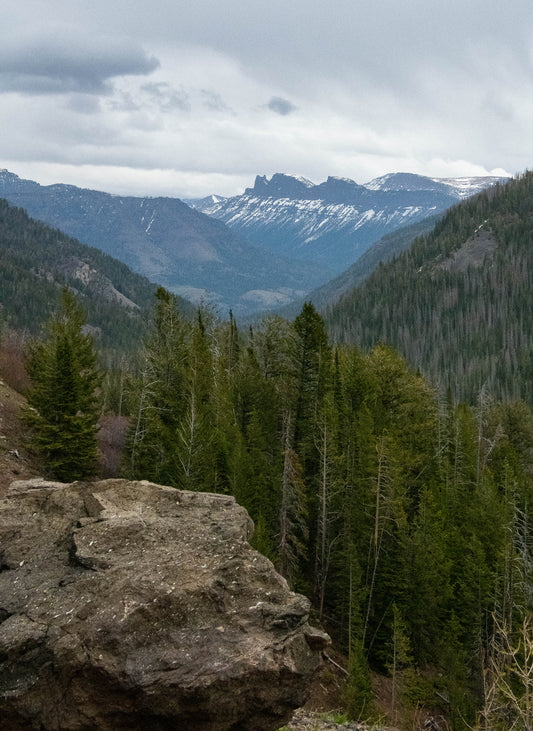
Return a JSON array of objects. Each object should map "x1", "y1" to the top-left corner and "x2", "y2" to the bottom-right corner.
[{"x1": 0, "y1": 479, "x2": 329, "y2": 730}]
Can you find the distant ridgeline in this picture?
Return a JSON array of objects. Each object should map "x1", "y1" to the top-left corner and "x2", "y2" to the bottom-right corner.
[
  {"x1": 0, "y1": 170, "x2": 328, "y2": 317},
  {"x1": 325, "y1": 172, "x2": 533, "y2": 405},
  {"x1": 0, "y1": 168, "x2": 506, "y2": 317},
  {"x1": 0, "y1": 198, "x2": 191, "y2": 352},
  {"x1": 193, "y1": 171, "x2": 508, "y2": 275}
]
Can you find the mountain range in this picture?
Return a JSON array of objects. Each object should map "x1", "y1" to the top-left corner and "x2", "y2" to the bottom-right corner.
[
  {"x1": 0, "y1": 169, "x2": 506, "y2": 317},
  {"x1": 0, "y1": 170, "x2": 325, "y2": 317},
  {"x1": 189, "y1": 172, "x2": 507, "y2": 274}
]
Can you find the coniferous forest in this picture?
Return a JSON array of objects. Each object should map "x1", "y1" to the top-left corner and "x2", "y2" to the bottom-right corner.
[
  {"x1": 3, "y1": 175, "x2": 533, "y2": 730},
  {"x1": 114, "y1": 290, "x2": 532, "y2": 730},
  {"x1": 326, "y1": 171, "x2": 533, "y2": 405}
]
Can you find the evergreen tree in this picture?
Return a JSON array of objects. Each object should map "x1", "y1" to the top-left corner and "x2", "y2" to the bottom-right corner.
[
  {"x1": 25, "y1": 288, "x2": 101, "y2": 480},
  {"x1": 176, "y1": 309, "x2": 216, "y2": 491},
  {"x1": 277, "y1": 410, "x2": 308, "y2": 586},
  {"x1": 293, "y1": 302, "x2": 333, "y2": 589},
  {"x1": 127, "y1": 287, "x2": 189, "y2": 485},
  {"x1": 293, "y1": 301, "x2": 331, "y2": 462}
]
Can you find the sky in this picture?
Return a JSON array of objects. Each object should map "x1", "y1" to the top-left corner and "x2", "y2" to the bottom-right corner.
[{"x1": 1, "y1": 0, "x2": 532, "y2": 199}]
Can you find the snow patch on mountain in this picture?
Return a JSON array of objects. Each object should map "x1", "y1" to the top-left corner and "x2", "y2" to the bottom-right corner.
[
  {"x1": 184, "y1": 194, "x2": 228, "y2": 209},
  {"x1": 366, "y1": 172, "x2": 508, "y2": 197},
  {"x1": 434, "y1": 177, "x2": 507, "y2": 198},
  {"x1": 195, "y1": 172, "x2": 507, "y2": 274}
]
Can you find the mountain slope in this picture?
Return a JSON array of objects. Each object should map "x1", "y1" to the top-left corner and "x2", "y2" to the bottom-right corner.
[
  {"x1": 324, "y1": 173, "x2": 533, "y2": 404},
  {"x1": 0, "y1": 170, "x2": 326, "y2": 316},
  {"x1": 276, "y1": 213, "x2": 444, "y2": 320},
  {"x1": 0, "y1": 198, "x2": 184, "y2": 351},
  {"x1": 192, "y1": 172, "x2": 506, "y2": 275}
]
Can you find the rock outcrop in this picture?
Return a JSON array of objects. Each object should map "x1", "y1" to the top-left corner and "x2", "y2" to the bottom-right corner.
[{"x1": 0, "y1": 478, "x2": 329, "y2": 730}]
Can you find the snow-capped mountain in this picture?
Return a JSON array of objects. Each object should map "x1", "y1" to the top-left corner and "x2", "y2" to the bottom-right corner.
[
  {"x1": 190, "y1": 172, "x2": 508, "y2": 274},
  {"x1": 184, "y1": 194, "x2": 228, "y2": 209},
  {"x1": 365, "y1": 172, "x2": 505, "y2": 197},
  {"x1": 0, "y1": 169, "x2": 326, "y2": 316},
  {"x1": 0, "y1": 168, "x2": 507, "y2": 317}
]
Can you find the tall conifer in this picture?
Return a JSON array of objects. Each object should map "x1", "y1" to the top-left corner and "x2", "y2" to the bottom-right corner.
[{"x1": 25, "y1": 288, "x2": 101, "y2": 480}]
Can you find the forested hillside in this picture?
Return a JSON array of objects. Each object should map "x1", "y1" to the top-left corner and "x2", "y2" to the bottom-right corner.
[
  {"x1": 120, "y1": 292, "x2": 533, "y2": 730},
  {"x1": 0, "y1": 198, "x2": 191, "y2": 352},
  {"x1": 325, "y1": 172, "x2": 533, "y2": 405},
  {"x1": 277, "y1": 213, "x2": 442, "y2": 320}
]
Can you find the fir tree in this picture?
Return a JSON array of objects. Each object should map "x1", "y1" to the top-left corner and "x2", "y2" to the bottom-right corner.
[{"x1": 24, "y1": 288, "x2": 101, "y2": 480}]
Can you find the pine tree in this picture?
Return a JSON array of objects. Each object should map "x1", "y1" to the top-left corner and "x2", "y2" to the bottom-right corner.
[
  {"x1": 25, "y1": 288, "x2": 101, "y2": 481},
  {"x1": 278, "y1": 410, "x2": 308, "y2": 585}
]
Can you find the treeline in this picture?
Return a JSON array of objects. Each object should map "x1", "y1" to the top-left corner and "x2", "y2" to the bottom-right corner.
[
  {"x1": 116, "y1": 290, "x2": 533, "y2": 729},
  {"x1": 325, "y1": 171, "x2": 533, "y2": 406}
]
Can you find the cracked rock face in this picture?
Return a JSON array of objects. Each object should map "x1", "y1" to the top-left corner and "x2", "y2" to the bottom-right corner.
[{"x1": 0, "y1": 479, "x2": 329, "y2": 730}]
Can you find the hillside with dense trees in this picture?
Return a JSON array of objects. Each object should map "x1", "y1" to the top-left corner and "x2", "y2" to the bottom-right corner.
[
  {"x1": 0, "y1": 198, "x2": 193, "y2": 353},
  {"x1": 324, "y1": 172, "x2": 533, "y2": 406},
  {"x1": 276, "y1": 213, "x2": 442, "y2": 320},
  {"x1": 117, "y1": 293, "x2": 533, "y2": 730}
]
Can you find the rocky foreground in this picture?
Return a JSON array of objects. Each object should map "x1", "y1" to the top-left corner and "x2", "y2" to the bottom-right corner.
[
  {"x1": 0, "y1": 478, "x2": 329, "y2": 730},
  {"x1": 285, "y1": 709, "x2": 369, "y2": 729}
]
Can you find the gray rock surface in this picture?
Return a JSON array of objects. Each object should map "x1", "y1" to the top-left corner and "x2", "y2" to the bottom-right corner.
[{"x1": 0, "y1": 478, "x2": 329, "y2": 730}]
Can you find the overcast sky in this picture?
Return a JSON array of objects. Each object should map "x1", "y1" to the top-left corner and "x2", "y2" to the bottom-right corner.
[{"x1": 2, "y1": 1, "x2": 532, "y2": 198}]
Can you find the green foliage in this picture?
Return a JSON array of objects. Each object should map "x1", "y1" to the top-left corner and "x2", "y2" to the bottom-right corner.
[
  {"x1": 319, "y1": 710, "x2": 350, "y2": 724},
  {"x1": 126, "y1": 287, "x2": 190, "y2": 485},
  {"x1": 24, "y1": 289, "x2": 101, "y2": 480},
  {"x1": 344, "y1": 639, "x2": 374, "y2": 721},
  {"x1": 325, "y1": 171, "x2": 533, "y2": 407},
  {"x1": 118, "y1": 290, "x2": 533, "y2": 729}
]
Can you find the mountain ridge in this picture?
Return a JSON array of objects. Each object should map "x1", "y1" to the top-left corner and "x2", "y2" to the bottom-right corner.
[
  {"x1": 0, "y1": 169, "x2": 327, "y2": 316},
  {"x1": 0, "y1": 168, "x2": 506, "y2": 318},
  {"x1": 274, "y1": 212, "x2": 443, "y2": 320},
  {"x1": 192, "y1": 172, "x2": 507, "y2": 274},
  {"x1": 0, "y1": 197, "x2": 176, "y2": 351}
]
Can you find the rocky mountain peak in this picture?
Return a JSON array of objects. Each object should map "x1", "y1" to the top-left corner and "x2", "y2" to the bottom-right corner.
[
  {"x1": 247, "y1": 173, "x2": 315, "y2": 199},
  {"x1": 365, "y1": 171, "x2": 452, "y2": 193}
]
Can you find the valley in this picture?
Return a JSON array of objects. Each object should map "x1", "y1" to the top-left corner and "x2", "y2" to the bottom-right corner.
[
  {"x1": 0, "y1": 168, "x2": 505, "y2": 316},
  {"x1": 0, "y1": 168, "x2": 531, "y2": 731}
]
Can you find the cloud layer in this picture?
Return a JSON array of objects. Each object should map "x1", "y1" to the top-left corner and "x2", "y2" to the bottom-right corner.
[
  {"x1": 0, "y1": 32, "x2": 159, "y2": 94},
  {"x1": 1, "y1": 1, "x2": 531, "y2": 197}
]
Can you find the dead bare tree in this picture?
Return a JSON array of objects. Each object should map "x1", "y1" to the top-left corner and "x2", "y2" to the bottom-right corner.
[{"x1": 479, "y1": 616, "x2": 533, "y2": 730}]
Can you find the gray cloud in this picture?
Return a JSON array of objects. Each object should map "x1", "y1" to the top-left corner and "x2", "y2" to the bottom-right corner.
[
  {"x1": 108, "y1": 92, "x2": 143, "y2": 113},
  {"x1": 65, "y1": 95, "x2": 102, "y2": 115},
  {"x1": 267, "y1": 97, "x2": 297, "y2": 116},
  {"x1": 141, "y1": 82, "x2": 190, "y2": 111},
  {"x1": 201, "y1": 90, "x2": 233, "y2": 113},
  {"x1": 0, "y1": 34, "x2": 159, "y2": 95},
  {"x1": 2, "y1": 0, "x2": 532, "y2": 198}
]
